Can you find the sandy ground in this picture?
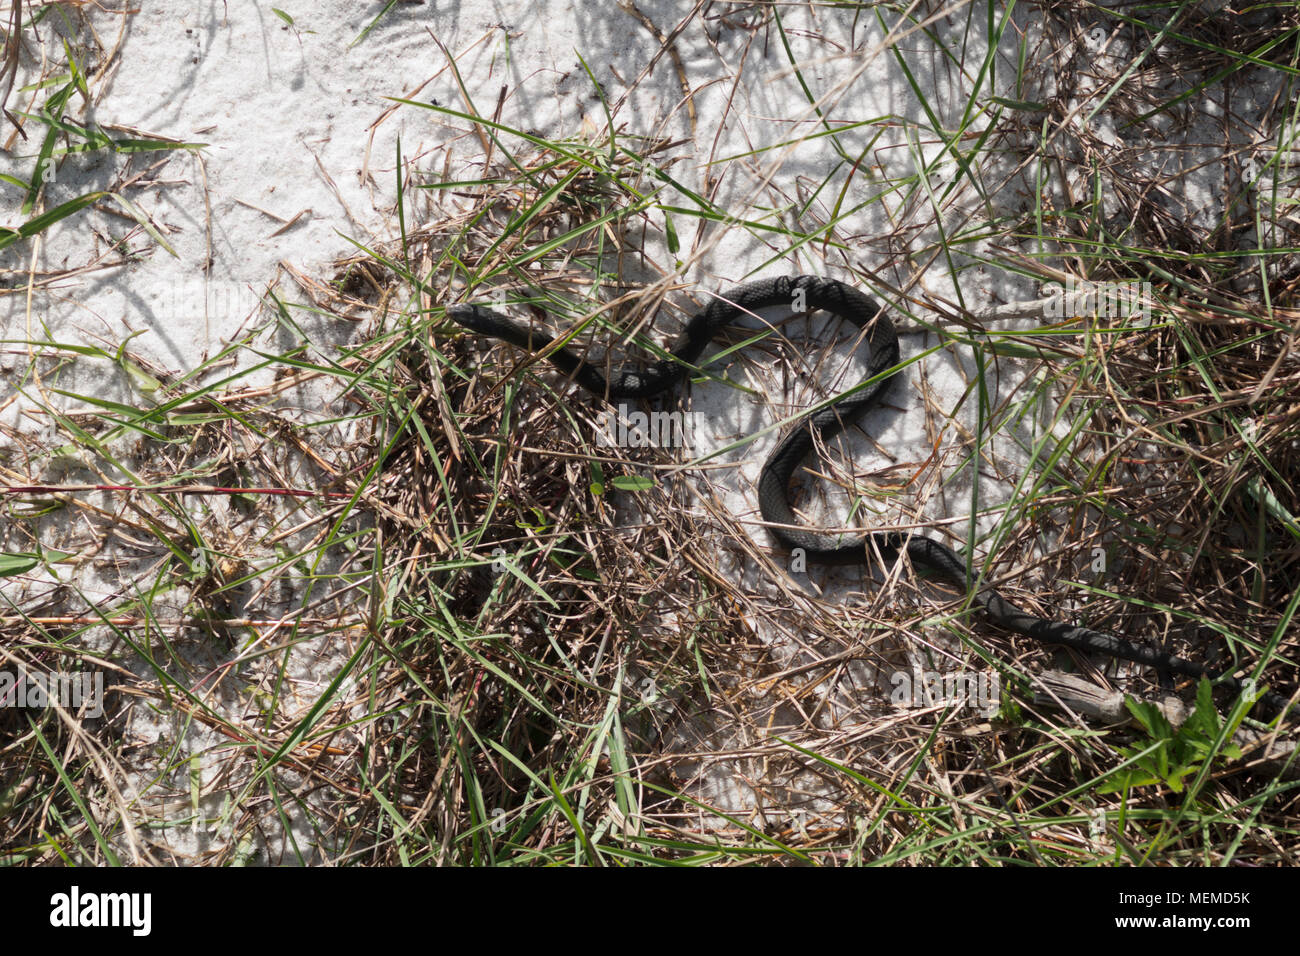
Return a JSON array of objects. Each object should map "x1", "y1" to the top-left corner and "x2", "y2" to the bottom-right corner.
[{"x1": 1, "y1": 2, "x2": 1290, "y2": 860}]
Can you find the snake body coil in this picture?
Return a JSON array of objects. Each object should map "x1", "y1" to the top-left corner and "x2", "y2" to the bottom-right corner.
[{"x1": 448, "y1": 275, "x2": 1293, "y2": 719}]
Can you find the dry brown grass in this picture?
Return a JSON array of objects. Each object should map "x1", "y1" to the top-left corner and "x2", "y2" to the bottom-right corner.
[{"x1": 3, "y1": 0, "x2": 1300, "y2": 865}]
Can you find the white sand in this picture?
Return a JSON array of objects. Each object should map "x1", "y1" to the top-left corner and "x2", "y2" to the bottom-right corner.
[{"x1": 0, "y1": 2, "x2": 1285, "y2": 858}]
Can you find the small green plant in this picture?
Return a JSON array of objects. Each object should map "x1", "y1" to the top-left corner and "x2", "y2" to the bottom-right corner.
[
  {"x1": 1100, "y1": 679, "x2": 1258, "y2": 794},
  {"x1": 0, "y1": 46, "x2": 203, "y2": 255}
]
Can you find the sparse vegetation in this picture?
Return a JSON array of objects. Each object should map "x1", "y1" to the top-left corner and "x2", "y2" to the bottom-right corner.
[{"x1": 2, "y1": 1, "x2": 1299, "y2": 866}]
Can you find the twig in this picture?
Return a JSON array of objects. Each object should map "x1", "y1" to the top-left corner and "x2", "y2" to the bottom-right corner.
[
  {"x1": 1, "y1": 483, "x2": 360, "y2": 499},
  {"x1": 2, "y1": 616, "x2": 365, "y2": 628},
  {"x1": 1032, "y1": 670, "x2": 1298, "y2": 779}
]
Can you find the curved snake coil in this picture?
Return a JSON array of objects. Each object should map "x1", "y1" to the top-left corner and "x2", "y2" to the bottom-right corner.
[{"x1": 448, "y1": 275, "x2": 1295, "y2": 720}]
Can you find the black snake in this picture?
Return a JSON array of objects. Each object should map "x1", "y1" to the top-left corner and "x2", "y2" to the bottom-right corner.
[{"x1": 448, "y1": 274, "x2": 1295, "y2": 720}]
